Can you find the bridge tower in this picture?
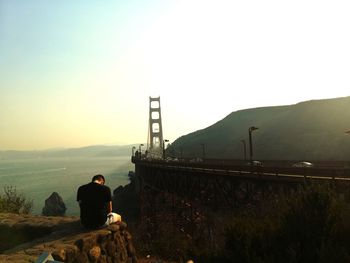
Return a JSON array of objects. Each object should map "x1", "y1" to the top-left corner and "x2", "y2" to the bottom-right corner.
[{"x1": 147, "y1": 96, "x2": 164, "y2": 158}]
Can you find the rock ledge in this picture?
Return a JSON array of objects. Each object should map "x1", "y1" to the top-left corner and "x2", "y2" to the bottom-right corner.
[{"x1": 0, "y1": 213, "x2": 137, "y2": 263}]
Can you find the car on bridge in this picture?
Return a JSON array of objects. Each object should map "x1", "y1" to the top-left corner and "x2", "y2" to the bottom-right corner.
[
  {"x1": 165, "y1": 157, "x2": 179, "y2": 162},
  {"x1": 189, "y1": 157, "x2": 203, "y2": 163},
  {"x1": 292, "y1": 161, "x2": 314, "y2": 168},
  {"x1": 248, "y1": 160, "x2": 263, "y2": 166}
]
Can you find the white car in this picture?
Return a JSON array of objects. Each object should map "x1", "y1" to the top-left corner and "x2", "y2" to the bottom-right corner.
[
  {"x1": 249, "y1": 160, "x2": 263, "y2": 166},
  {"x1": 292, "y1": 161, "x2": 314, "y2": 168}
]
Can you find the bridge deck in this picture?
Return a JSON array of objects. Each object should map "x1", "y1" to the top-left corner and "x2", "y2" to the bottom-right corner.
[{"x1": 132, "y1": 157, "x2": 350, "y2": 182}]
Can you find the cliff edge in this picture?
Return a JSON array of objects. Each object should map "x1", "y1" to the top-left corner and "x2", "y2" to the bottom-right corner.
[{"x1": 0, "y1": 213, "x2": 137, "y2": 262}]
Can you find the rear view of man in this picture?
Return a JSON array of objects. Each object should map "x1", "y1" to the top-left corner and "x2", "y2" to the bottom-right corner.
[{"x1": 77, "y1": 174, "x2": 112, "y2": 229}]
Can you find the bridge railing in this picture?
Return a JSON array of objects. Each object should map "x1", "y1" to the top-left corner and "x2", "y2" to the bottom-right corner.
[{"x1": 132, "y1": 156, "x2": 350, "y2": 180}]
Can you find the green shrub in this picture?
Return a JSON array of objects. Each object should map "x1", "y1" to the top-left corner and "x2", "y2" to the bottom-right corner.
[
  {"x1": 0, "y1": 186, "x2": 33, "y2": 214},
  {"x1": 223, "y1": 214, "x2": 275, "y2": 263},
  {"x1": 274, "y1": 183, "x2": 350, "y2": 263},
  {"x1": 219, "y1": 183, "x2": 350, "y2": 263},
  {"x1": 132, "y1": 183, "x2": 350, "y2": 262}
]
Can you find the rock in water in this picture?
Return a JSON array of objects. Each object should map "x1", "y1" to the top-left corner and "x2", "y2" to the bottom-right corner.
[{"x1": 42, "y1": 192, "x2": 66, "y2": 216}]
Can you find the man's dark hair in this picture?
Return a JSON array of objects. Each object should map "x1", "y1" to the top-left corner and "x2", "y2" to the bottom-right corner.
[{"x1": 92, "y1": 174, "x2": 105, "y2": 183}]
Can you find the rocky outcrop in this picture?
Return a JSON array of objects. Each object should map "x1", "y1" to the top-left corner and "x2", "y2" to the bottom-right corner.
[
  {"x1": 42, "y1": 192, "x2": 67, "y2": 216},
  {"x1": 0, "y1": 213, "x2": 137, "y2": 262},
  {"x1": 112, "y1": 171, "x2": 139, "y2": 222}
]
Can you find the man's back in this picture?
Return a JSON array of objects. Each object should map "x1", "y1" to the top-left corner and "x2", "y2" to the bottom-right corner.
[{"x1": 77, "y1": 181, "x2": 112, "y2": 228}]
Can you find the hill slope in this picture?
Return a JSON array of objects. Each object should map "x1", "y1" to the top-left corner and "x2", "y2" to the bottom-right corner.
[{"x1": 170, "y1": 96, "x2": 350, "y2": 161}]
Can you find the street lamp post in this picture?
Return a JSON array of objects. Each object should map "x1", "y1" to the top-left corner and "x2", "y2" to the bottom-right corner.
[
  {"x1": 248, "y1": 126, "x2": 259, "y2": 164},
  {"x1": 139, "y1": 144, "x2": 144, "y2": 158},
  {"x1": 163, "y1": 139, "x2": 169, "y2": 159},
  {"x1": 241, "y1": 140, "x2": 247, "y2": 161},
  {"x1": 200, "y1": 143, "x2": 206, "y2": 160}
]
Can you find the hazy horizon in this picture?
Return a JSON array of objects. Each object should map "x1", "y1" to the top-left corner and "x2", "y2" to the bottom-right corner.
[
  {"x1": 1, "y1": 95, "x2": 350, "y2": 151},
  {"x1": 1, "y1": 1, "x2": 349, "y2": 150},
  {"x1": 0, "y1": 143, "x2": 140, "y2": 152}
]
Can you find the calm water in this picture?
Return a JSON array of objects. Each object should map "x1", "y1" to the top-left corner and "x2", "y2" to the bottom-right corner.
[{"x1": 0, "y1": 156, "x2": 133, "y2": 215}]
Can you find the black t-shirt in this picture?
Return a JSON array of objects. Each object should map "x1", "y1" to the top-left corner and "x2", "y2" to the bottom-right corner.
[{"x1": 77, "y1": 182, "x2": 112, "y2": 228}]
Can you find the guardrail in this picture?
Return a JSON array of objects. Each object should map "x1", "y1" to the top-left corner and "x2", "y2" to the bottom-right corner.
[{"x1": 132, "y1": 156, "x2": 350, "y2": 181}]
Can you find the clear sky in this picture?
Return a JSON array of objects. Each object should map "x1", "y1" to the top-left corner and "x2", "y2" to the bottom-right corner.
[{"x1": 1, "y1": 0, "x2": 349, "y2": 150}]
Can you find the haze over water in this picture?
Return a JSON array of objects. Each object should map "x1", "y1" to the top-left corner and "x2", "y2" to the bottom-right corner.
[{"x1": 0, "y1": 156, "x2": 133, "y2": 215}]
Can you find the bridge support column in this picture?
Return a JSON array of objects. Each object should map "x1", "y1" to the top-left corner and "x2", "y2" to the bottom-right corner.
[{"x1": 147, "y1": 97, "x2": 164, "y2": 158}]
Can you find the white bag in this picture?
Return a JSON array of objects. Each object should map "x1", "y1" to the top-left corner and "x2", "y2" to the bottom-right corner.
[{"x1": 105, "y1": 212, "x2": 122, "y2": 225}]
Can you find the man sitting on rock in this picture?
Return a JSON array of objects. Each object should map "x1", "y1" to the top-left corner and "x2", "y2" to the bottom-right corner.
[{"x1": 77, "y1": 174, "x2": 120, "y2": 229}]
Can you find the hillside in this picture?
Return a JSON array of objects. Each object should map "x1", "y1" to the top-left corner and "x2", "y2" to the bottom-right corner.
[{"x1": 170, "y1": 96, "x2": 350, "y2": 161}]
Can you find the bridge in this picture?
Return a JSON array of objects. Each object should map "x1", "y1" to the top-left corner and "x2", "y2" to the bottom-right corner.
[
  {"x1": 132, "y1": 156, "x2": 350, "y2": 207},
  {"x1": 132, "y1": 156, "x2": 350, "y2": 239},
  {"x1": 131, "y1": 97, "x2": 350, "y2": 239}
]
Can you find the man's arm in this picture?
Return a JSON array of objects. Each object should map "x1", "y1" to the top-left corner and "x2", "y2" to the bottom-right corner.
[
  {"x1": 104, "y1": 186, "x2": 112, "y2": 213},
  {"x1": 77, "y1": 186, "x2": 82, "y2": 204},
  {"x1": 107, "y1": 201, "x2": 112, "y2": 213}
]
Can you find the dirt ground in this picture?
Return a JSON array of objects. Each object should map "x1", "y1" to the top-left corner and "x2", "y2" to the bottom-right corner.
[{"x1": 137, "y1": 256, "x2": 178, "y2": 263}]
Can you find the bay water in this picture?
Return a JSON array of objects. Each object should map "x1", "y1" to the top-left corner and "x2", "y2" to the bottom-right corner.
[{"x1": 0, "y1": 156, "x2": 133, "y2": 215}]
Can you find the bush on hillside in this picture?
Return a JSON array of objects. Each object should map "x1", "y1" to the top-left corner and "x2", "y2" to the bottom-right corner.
[
  {"x1": 0, "y1": 186, "x2": 33, "y2": 214},
  {"x1": 217, "y1": 183, "x2": 350, "y2": 263},
  {"x1": 274, "y1": 183, "x2": 350, "y2": 263},
  {"x1": 130, "y1": 182, "x2": 350, "y2": 262}
]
